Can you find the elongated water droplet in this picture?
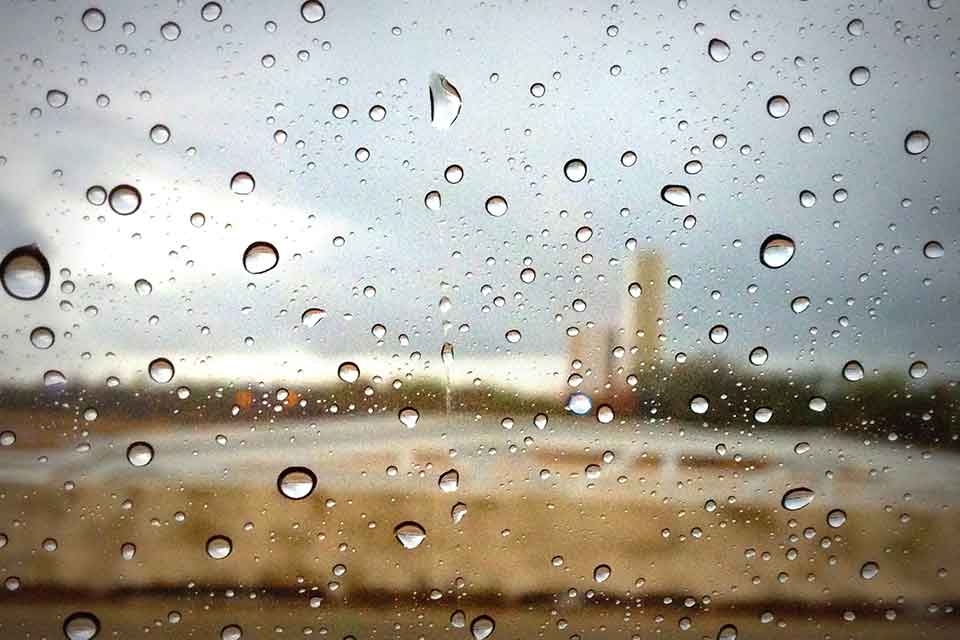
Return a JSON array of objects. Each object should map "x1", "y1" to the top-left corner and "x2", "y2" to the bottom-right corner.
[
  {"x1": 760, "y1": 234, "x2": 795, "y2": 268},
  {"x1": 429, "y1": 73, "x2": 462, "y2": 128},
  {"x1": 201, "y1": 2, "x2": 222, "y2": 21},
  {"x1": 781, "y1": 487, "x2": 815, "y2": 511},
  {"x1": 661, "y1": 184, "x2": 691, "y2": 207},
  {"x1": 451, "y1": 502, "x2": 468, "y2": 524},
  {"x1": 277, "y1": 466, "x2": 317, "y2": 500},
  {"x1": 708, "y1": 38, "x2": 730, "y2": 62},
  {"x1": 242, "y1": 242, "x2": 278, "y2": 274},
  {"x1": 909, "y1": 361, "x2": 928, "y2": 379},
  {"x1": 441, "y1": 342, "x2": 454, "y2": 364},
  {"x1": 394, "y1": 521, "x2": 426, "y2": 549}
]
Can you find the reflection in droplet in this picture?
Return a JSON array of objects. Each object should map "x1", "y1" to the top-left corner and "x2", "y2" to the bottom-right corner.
[
  {"x1": 860, "y1": 561, "x2": 879, "y2": 580},
  {"x1": 709, "y1": 325, "x2": 728, "y2": 344},
  {"x1": 429, "y1": 73, "x2": 462, "y2": 128},
  {"x1": 398, "y1": 407, "x2": 420, "y2": 429},
  {"x1": 277, "y1": 467, "x2": 317, "y2": 500},
  {"x1": 781, "y1": 487, "x2": 815, "y2": 511},
  {"x1": 661, "y1": 184, "x2": 691, "y2": 207},
  {"x1": 563, "y1": 158, "x2": 587, "y2": 182},
  {"x1": 438, "y1": 469, "x2": 459, "y2": 493},
  {"x1": 206, "y1": 535, "x2": 233, "y2": 559},
  {"x1": 338, "y1": 361, "x2": 360, "y2": 383},
  {"x1": 242, "y1": 242, "x2": 279, "y2": 274},
  {"x1": 708, "y1": 38, "x2": 730, "y2": 62},
  {"x1": 63, "y1": 612, "x2": 100, "y2": 640},
  {"x1": 909, "y1": 361, "x2": 928, "y2": 379},
  {"x1": 394, "y1": 521, "x2": 426, "y2": 549},
  {"x1": 230, "y1": 171, "x2": 255, "y2": 195},
  {"x1": 30, "y1": 326, "x2": 55, "y2": 349},
  {"x1": 842, "y1": 360, "x2": 864, "y2": 382},
  {"x1": 108, "y1": 184, "x2": 141, "y2": 215},
  {"x1": 760, "y1": 234, "x2": 795, "y2": 268},
  {"x1": 148, "y1": 358, "x2": 175, "y2": 384},
  {"x1": 470, "y1": 615, "x2": 496, "y2": 640},
  {"x1": 905, "y1": 130, "x2": 930, "y2": 155},
  {"x1": 1, "y1": 245, "x2": 50, "y2": 300},
  {"x1": 485, "y1": 195, "x2": 508, "y2": 217}
]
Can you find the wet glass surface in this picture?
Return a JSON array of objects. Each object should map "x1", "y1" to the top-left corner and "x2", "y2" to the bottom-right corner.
[{"x1": 1, "y1": 1, "x2": 959, "y2": 638}]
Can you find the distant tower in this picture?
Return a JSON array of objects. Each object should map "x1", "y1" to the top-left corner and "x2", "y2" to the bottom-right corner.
[{"x1": 622, "y1": 251, "x2": 665, "y2": 377}]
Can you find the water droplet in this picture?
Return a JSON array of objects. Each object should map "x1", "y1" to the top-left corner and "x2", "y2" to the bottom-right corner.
[
  {"x1": 799, "y1": 190, "x2": 816, "y2": 208},
  {"x1": 394, "y1": 522, "x2": 426, "y2": 549},
  {"x1": 64, "y1": 612, "x2": 100, "y2": 640},
  {"x1": 444, "y1": 164, "x2": 464, "y2": 184},
  {"x1": 44, "y1": 370, "x2": 67, "y2": 387},
  {"x1": 563, "y1": 158, "x2": 587, "y2": 182},
  {"x1": 661, "y1": 184, "x2": 691, "y2": 207},
  {"x1": 201, "y1": 2, "x2": 222, "y2": 21},
  {"x1": 424, "y1": 190, "x2": 442, "y2": 211},
  {"x1": 149, "y1": 124, "x2": 170, "y2": 144},
  {"x1": 621, "y1": 150, "x2": 637, "y2": 167},
  {"x1": 754, "y1": 407, "x2": 773, "y2": 423},
  {"x1": 1, "y1": 245, "x2": 50, "y2": 300},
  {"x1": 593, "y1": 564, "x2": 611, "y2": 583},
  {"x1": 301, "y1": 308, "x2": 325, "y2": 327},
  {"x1": 505, "y1": 329, "x2": 522, "y2": 343},
  {"x1": 842, "y1": 360, "x2": 864, "y2": 382},
  {"x1": 108, "y1": 184, "x2": 141, "y2": 215},
  {"x1": 470, "y1": 615, "x2": 495, "y2": 640},
  {"x1": 230, "y1": 172, "x2": 255, "y2": 195},
  {"x1": 596, "y1": 404, "x2": 614, "y2": 424},
  {"x1": 277, "y1": 466, "x2": 317, "y2": 500},
  {"x1": 923, "y1": 241, "x2": 944, "y2": 259},
  {"x1": 827, "y1": 509, "x2": 847, "y2": 528},
  {"x1": 126, "y1": 442, "x2": 154, "y2": 467},
  {"x1": 567, "y1": 392, "x2": 592, "y2": 415},
  {"x1": 441, "y1": 342, "x2": 455, "y2": 364},
  {"x1": 86, "y1": 185, "x2": 107, "y2": 206},
  {"x1": 860, "y1": 561, "x2": 879, "y2": 580},
  {"x1": 781, "y1": 487, "x2": 815, "y2": 511},
  {"x1": 708, "y1": 38, "x2": 730, "y2": 62},
  {"x1": 429, "y1": 73, "x2": 462, "y2": 128},
  {"x1": 160, "y1": 21, "x2": 181, "y2": 41},
  {"x1": 905, "y1": 130, "x2": 930, "y2": 155},
  {"x1": 847, "y1": 18, "x2": 864, "y2": 36},
  {"x1": 206, "y1": 535, "x2": 233, "y2": 559},
  {"x1": 398, "y1": 407, "x2": 420, "y2": 429},
  {"x1": 485, "y1": 195, "x2": 508, "y2": 217},
  {"x1": 338, "y1": 361, "x2": 360, "y2": 383},
  {"x1": 690, "y1": 395, "x2": 709, "y2": 414},
  {"x1": 300, "y1": 0, "x2": 325, "y2": 23},
  {"x1": 46, "y1": 90, "x2": 68, "y2": 108},
  {"x1": 707, "y1": 324, "x2": 729, "y2": 344},
  {"x1": 767, "y1": 95, "x2": 790, "y2": 118},
  {"x1": 242, "y1": 242, "x2": 278, "y2": 274},
  {"x1": 909, "y1": 361, "x2": 928, "y2": 379},
  {"x1": 81, "y1": 8, "x2": 106, "y2": 32},
  {"x1": 121, "y1": 542, "x2": 136, "y2": 560},
  {"x1": 717, "y1": 625, "x2": 738, "y2": 640},
  {"x1": 849, "y1": 66, "x2": 870, "y2": 86},
  {"x1": 749, "y1": 346, "x2": 768, "y2": 366},
  {"x1": 438, "y1": 469, "x2": 459, "y2": 493},
  {"x1": 791, "y1": 296, "x2": 810, "y2": 313},
  {"x1": 808, "y1": 396, "x2": 827, "y2": 412},
  {"x1": 530, "y1": 82, "x2": 545, "y2": 97},
  {"x1": 760, "y1": 234, "x2": 795, "y2": 268},
  {"x1": 576, "y1": 226, "x2": 593, "y2": 242},
  {"x1": 451, "y1": 502, "x2": 468, "y2": 524},
  {"x1": 134, "y1": 278, "x2": 152, "y2": 295},
  {"x1": 368, "y1": 104, "x2": 386, "y2": 121},
  {"x1": 29, "y1": 326, "x2": 54, "y2": 349},
  {"x1": 220, "y1": 625, "x2": 243, "y2": 640}
]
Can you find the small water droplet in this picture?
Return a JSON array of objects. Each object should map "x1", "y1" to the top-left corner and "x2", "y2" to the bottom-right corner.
[
  {"x1": 242, "y1": 242, "x2": 278, "y2": 274},
  {"x1": 441, "y1": 342, "x2": 455, "y2": 364},
  {"x1": 760, "y1": 234, "x2": 795, "y2": 268},
  {"x1": 429, "y1": 73, "x2": 462, "y2": 128},
  {"x1": 277, "y1": 466, "x2": 317, "y2": 500},
  {"x1": 781, "y1": 487, "x2": 815, "y2": 511},
  {"x1": 394, "y1": 522, "x2": 426, "y2": 549},
  {"x1": 134, "y1": 278, "x2": 152, "y2": 295}
]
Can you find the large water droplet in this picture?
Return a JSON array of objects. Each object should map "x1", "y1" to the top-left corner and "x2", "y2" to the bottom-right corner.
[
  {"x1": 394, "y1": 522, "x2": 426, "y2": 549},
  {"x1": 563, "y1": 158, "x2": 587, "y2": 182},
  {"x1": 444, "y1": 164, "x2": 464, "y2": 184},
  {"x1": 717, "y1": 625, "x2": 738, "y2": 640},
  {"x1": 849, "y1": 66, "x2": 870, "y2": 86},
  {"x1": 81, "y1": 8, "x2": 106, "y2": 32},
  {"x1": 593, "y1": 564, "x2": 611, "y2": 583},
  {"x1": 923, "y1": 241, "x2": 944, "y2": 259},
  {"x1": 230, "y1": 172, "x2": 255, "y2": 195},
  {"x1": 842, "y1": 360, "x2": 864, "y2": 382},
  {"x1": 242, "y1": 242, "x2": 278, "y2": 274},
  {"x1": 160, "y1": 21, "x2": 181, "y2": 41},
  {"x1": 708, "y1": 38, "x2": 730, "y2": 62},
  {"x1": 301, "y1": 308, "x2": 325, "y2": 327},
  {"x1": 566, "y1": 392, "x2": 592, "y2": 415},
  {"x1": 148, "y1": 358, "x2": 175, "y2": 384},
  {"x1": 108, "y1": 184, "x2": 141, "y2": 215},
  {"x1": 451, "y1": 502, "x2": 468, "y2": 524},
  {"x1": 134, "y1": 278, "x2": 152, "y2": 295},
  {"x1": 63, "y1": 612, "x2": 100, "y2": 640},
  {"x1": 766, "y1": 95, "x2": 790, "y2": 118},
  {"x1": 909, "y1": 361, "x2": 928, "y2": 379},
  {"x1": 661, "y1": 184, "x2": 691, "y2": 207},
  {"x1": 709, "y1": 324, "x2": 729, "y2": 344},
  {"x1": 206, "y1": 535, "x2": 233, "y2": 559},
  {"x1": 337, "y1": 361, "x2": 360, "y2": 383},
  {"x1": 429, "y1": 73, "x2": 462, "y2": 128},
  {"x1": 781, "y1": 487, "x2": 815, "y2": 511},
  {"x1": 277, "y1": 466, "x2": 317, "y2": 500},
  {"x1": 470, "y1": 615, "x2": 495, "y2": 640},
  {"x1": 760, "y1": 234, "x2": 795, "y2": 268},
  {"x1": 441, "y1": 342, "x2": 455, "y2": 364},
  {"x1": 749, "y1": 346, "x2": 768, "y2": 366},
  {"x1": 398, "y1": 407, "x2": 420, "y2": 429},
  {"x1": 438, "y1": 469, "x2": 459, "y2": 493},
  {"x1": 860, "y1": 561, "x2": 879, "y2": 580},
  {"x1": 46, "y1": 90, "x2": 68, "y2": 108},
  {"x1": 827, "y1": 509, "x2": 847, "y2": 527},
  {"x1": 905, "y1": 130, "x2": 930, "y2": 155},
  {"x1": 689, "y1": 395, "x2": 709, "y2": 414},
  {"x1": 1, "y1": 245, "x2": 50, "y2": 300},
  {"x1": 220, "y1": 625, "x2": 243, "y2": 640},
  {"x1": 300, "y1": 0, "x2": 325, "y2": 23},
  {"x1": 201, "y1": 2, "x2": 222, "y2": 21},
  {"x1": 126, "y1": 441, "x2": 154, "y2": 467},
  {"x1": 149, "y1": 124, "x2": 170, "y2": 144},
  {"x1": 30, "y1": 326, "x2": 55, "y2": 349},
  {"x1": 424, "y1": 190, "x2": 442, "y2": 211},
  {"x1": 791, "y1": 296, "x2": 810, "y2": 313},
  {"x1": 485, "y1": 195, "x2": 508, "y2": 217}
]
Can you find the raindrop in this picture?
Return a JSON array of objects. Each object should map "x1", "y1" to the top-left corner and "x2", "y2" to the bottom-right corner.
[
  {"x1": 596, "y1": 404, "x2": 614, "y2": 424},
  {"x1": 108, "y1": 184, "x2": 141, "y2": 215},
  {"x1": 230, "y1": 172, "x2": 255, "y2": 195},
  {"x1": 30, "y1": 326, "x2": 55, "y2": 349},
  {"x1": 530, "y1": 82, "x2": 545, "y2": 97},
  {"x1": 689, "y1": 395, "x2": 709, "y2": 414},
  {"x1": 126, "y1": 442, "x2": 154, "y2": 467},
  {"x1": 300, "y1": 0, "x2": 325, "y2": 23},
  {"x1": 923, "y1": 241, "x2": 944, "y2": 259},
  {"x1": 277, "y1": 467, "x2": 317, "y2": 500},
  {"x1": 121, "y1": 542, "x2": 136, "y2": 560},
  {"x1": 708, "y1": 38, "x2": 730, "y2": 62},
  {"x1": 661, "y1": 184, "x2": 691, "y2": 207},
  {"x1": 849, "y1": 66, "x2": 870, "y2": 86},
  {"x1": 470, "y1": 615, "x2": 495, "y2": 640},
  {"x1": 799, "y1": 190, "x2": 816, "y2": 207},
  {"x1": 46, "y1": 90, "x2": 68, "y2": 108},
  {"x1": 337, "y1": 361, "x2": 360, "y2": 383},
  {"x1": 148, "y1": 358, "x2": 174, "y2": 384},
  {"x1": 86, "y1": 186, "x2": 107, "y2": 205},
  {"x1": 754, "y1": 407, "x2": 773, "y2": 423},
  {"x1": 201, "y1": 2, "x2": 222, "y2": 21},
  {"x1": 221, "y1": 625, "x2": 243, "y2": 640},
  {"x1": 909, "y1": 361, "x2": 928, "y2": 379},
  {"x1": 709, "y1": 325, "x2": 728, "y2": 344},
  {"x1": 760, "y1": 234, "x2": 795, "y2": 268},
  {"x1": 81, "y1": 8, "x2": 106, "y2": 32},
  {"x1": 485, "y1": 195, "x2": 508, "y2": 217},
  {"x1": 149, "y1": 124, "x2": 170, "y2": 144},
  {"x1": 301, "y1": 308, "x2": 325, "y2": 327},
  {"x1": 190, "y1": 212, "x2": 206, "y2": 227},
  {"x1": 451, "y1": 502, "x2": 468, "y2": 524},
  {"x1": 134, "y1": 278, "x2": 152, "y2": 295},
  {"x1": 441, "y1": 342, "x2": 455, "y2": 364},
  {"x1": 767, "y1": 95, "x2": 790, "y2": 118},
  {"x1": 749, "y1": 346, "x2": 768, "y2": 366},
  {"x1": 798, "y1": 126, "x2": 815, "y2": 143},
  {"x1": 44, "y1": 370, "x2": 67, "y2": 387},
  {"x1": 206, "y1": 535, "x2": 232, "y2": 559},
  {"x1": 424, "y1": 190, "x2": 442, "y2": 211},
  {"x1": 842, "y1": 360, "x2": 864, "y2": 382},
  {"x1": 394, "y1": 522, "x2": 426, "y2": 549},
  {"x1": 160, "y1": 21, "x2": 181, "y2": 41},
  {"x1": 781, "y1": 487, "x2": 815, "y2": 511},
  {"x1": 444, "y1": 164, "x2": 464, "y2": 184},
  {"x1": 563, "y1": 158, "x2": 587, "y2": 182},
  {"x1": 827, "y1": 509, "x2": 847, "y2": 528},
  {"x1": 438, "y1": 469, "x2": 459, "y2": 493},
  {"x1": 791, "y1": 296, "x2": 810, "y2": 313},
  {"x1": 593, "y1": 564, "x2": 611, "y2": 583},
  {"x1": 505, "y1": 329, "x2": 521, "y2": 343},
  {"x1": 1, "y1": 245, "x2": 50, "y2": 300},
  {"x1": 429, "y1": 73, "x2": 462, "y2": 128},
  {"x1": 717, "y1": 625, "x2": 738, "y2": 640},
  {"x1": 398, "y1": 407, "x2": 420, "y2": 429},
  {"x1": 847, "y1": 18, "x2": 864, "y2": 36},
  {"x1": 567, "y1": 392, "x2": 592, "y2": 415},
  {"x1": 368, "y1": 104, "x2": 386, "y2": 121},
  {"x1": 808, "y1": 396, "x2": 827, "y2": 412},
  {"x1": 242, "y1": 242, "x2": 279, "y2": 274},
  {"x1": 905, "y1": 130, "x2": 930, "y2": 155},
  {"x1": 63, "y1": 612, "x2": 100, "y2": 640},
  {"x1": 620, "y1": 150, "x2": 637, "y2": 167},
  {"x1": 860, "y1": 562, "x2": 879, "y2": 580}
]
